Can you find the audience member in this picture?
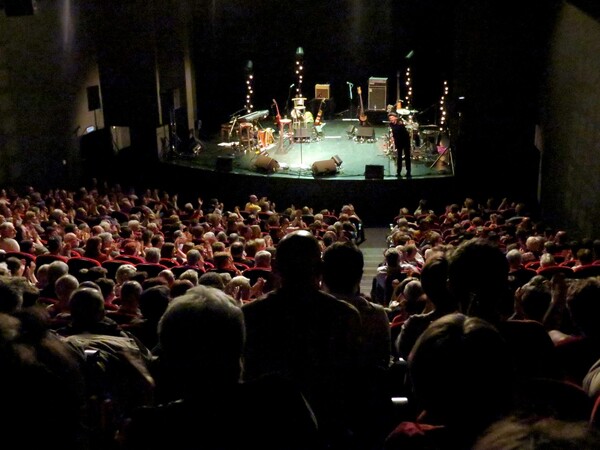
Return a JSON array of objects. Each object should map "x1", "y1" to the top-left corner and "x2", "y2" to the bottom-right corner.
[
  {"x1": 123, "y1": 285, "x2": 319, "y2": 450},
  {"x1": 384, "y1": 313, "x2": 516, "y2": 450},
  {"x1": 242, "y1": 230, "x2": 363, "y2": 449}
]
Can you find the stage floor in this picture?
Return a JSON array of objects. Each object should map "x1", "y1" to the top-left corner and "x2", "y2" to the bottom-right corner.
[{"x1": 169, "y1": 118, "x2": 455, "y2": 180}]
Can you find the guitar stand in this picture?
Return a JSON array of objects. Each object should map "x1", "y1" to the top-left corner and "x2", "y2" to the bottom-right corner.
[{"x1": 429, "y1": 146, "x2": 455, "y2": 174}]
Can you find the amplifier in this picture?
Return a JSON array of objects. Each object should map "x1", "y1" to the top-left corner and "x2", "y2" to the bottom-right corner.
[
  {"x1": 368, "y1": 77, "x2": 387, "y2": 111},
  {"x1": 315, "y1": 84, "x2": 330, "y2": 99}
]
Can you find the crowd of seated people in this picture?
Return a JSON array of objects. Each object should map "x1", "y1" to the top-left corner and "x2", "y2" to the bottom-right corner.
[{"x1": 2, "y1": 184, "x2": 600, "y2": 448}]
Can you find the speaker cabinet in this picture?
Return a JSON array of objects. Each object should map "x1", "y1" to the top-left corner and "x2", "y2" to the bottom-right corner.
[
  {"x1": 312, "y1": 158, "x2": 338, "y2": 176},
  {"x1": 368, "y1": 77, "x2": 387, "y2": 111},
  {"x1": 86, "y1": 86, "x2": 101, "y2": 111},
  {"x1": 255, "y1": 155, "x2": 280, "y2": 173},
  {"x1": 365, "y1": 164, "x2": 384, "y2": 180},
  {"x1": 293, "y1": 128, "x2": 311, "y2": 141},
  {"x1": 355, "y1": 127, "x2": 375, "y2": 139},
  {"x1": 216, "y1": 155, "x2": 234, "y2": 172}
]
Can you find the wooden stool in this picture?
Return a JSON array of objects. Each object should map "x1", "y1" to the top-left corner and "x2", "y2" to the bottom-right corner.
[
  {"x1": 279, "y1": 118, "x2": 292, "y2": 137},
  {"x1": 221, "y1": 123, "x2": 235, "y2": 141},
  {"x1": 239, "y1": 123, "x2": 254, "y2": 146}
]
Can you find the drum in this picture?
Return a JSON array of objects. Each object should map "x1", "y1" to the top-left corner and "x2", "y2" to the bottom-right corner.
[
  {"x1": 265, "y1": 128, "x2": 274, "y2": 145},
  {"x1": 257, "y1": 129, "x2": 266, "y2": 147}
]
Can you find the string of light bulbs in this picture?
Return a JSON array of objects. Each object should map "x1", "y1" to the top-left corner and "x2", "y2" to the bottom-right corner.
[
  {"x1": 439, "y1": 80, "x2": 449, "y2": 128},
  {"x1": 295, "y1": 47, "x2": 304, "y2": 97},
  {"x1": 245, "y1": 60, "x2": 254, "y2": 113}
]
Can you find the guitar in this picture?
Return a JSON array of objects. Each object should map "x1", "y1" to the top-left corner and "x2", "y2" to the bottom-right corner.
[
  {"x1": 395, "y1": 71, "x2": 403, "y2": 112},
  {"x1": 314, "y1": 98, "x2": 326, "y2": 126},
  {"x1": 357, "y1": 87, "x2": 367, "y2": 125},
  {"x1": 272, "y1": 99, "x2": 281, "y2": 127}
]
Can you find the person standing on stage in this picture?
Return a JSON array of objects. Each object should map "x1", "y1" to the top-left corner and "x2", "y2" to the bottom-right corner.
[{"x1": 388, "y1": 112, "x2": 412, "y2": 178}]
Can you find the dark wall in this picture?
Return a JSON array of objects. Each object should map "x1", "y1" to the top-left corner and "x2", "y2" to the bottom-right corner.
[
  {"x1": 539, "y1": 2, "x2": 600, "y2": 238},
  {"x1": 451, "y1": 0, "x2": 555, "y2": 203},
  {"x1": 190, "y1": 0, "x2": 455, "y2": 133}
]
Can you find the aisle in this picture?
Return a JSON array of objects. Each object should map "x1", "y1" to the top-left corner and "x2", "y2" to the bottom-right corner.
[{"x1": 359, "y1": 227, "x2": 389, "y2": 297}]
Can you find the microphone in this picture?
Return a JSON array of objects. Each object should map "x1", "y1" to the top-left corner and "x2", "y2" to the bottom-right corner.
[
  {"x1": 346, "y1": 81, "x2": 353, "y2": 86},
  {"x1": 289, "y1": 83, "x2": 295, "y2": 88}
]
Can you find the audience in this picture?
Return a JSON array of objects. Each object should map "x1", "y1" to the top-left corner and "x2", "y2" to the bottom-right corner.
[{"x1": 0, "y1": 184, "x2": 599, "y2": 449}]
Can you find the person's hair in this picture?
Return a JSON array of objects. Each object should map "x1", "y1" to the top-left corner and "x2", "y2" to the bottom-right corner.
[
  {"x1": 54, "y1": 274, "x2": 79, "y2": 302},
  {"x1": 5, "y1": 256, "x2": 22, "y2": 276},
  {"x1": 0, "y1": 277, "x2": 25, "y2": 313},
  {"x1": 186, "y1": 249, "x2": 201, "y2": 266},
  {"x1": 212, "y1": 251, "x2": 232, "y2": 269},
  {"x1": 139, "y1": 285, "x2": 170, "y2": 322},
  {"x1": 506, "y1": 248, "x2": 523, "y2": 266},
  {"x1": 517, "y1": 276, "x2": 551, "y2": 322},
  {"x1": 160, "y1": 242, "x2": 177, "y2": 259},
  {"x1": 47, "y1": 260, "x2": 69, "y2": 285},
  {"x1": 566, "y1": 277, "x2": 600, "y2": 337},
  {"x1": 410, "y1": 313, "x2": 514, "y2": 431},
  {"x1": 472, "y1": 416, "x2": 600, "y2": 450},
  {"x1": 198, "y1": 272, "x2": 225, "y2": 290},
  {"x1": 179, "y1": 269, "x2": 199, "y2": 286},
  {"x1": 158, "y1": 285, "x2": 244, "y2": 388},
  {"x1": 94, "y1": 277, "x2": 115, "y2": 299},
  {"x1": 120, "y1": 280, "x2": 143, "y2": 304},
  {"x1": 384, "y1": 247, "x2": 401, "y2": 266},
  {"x1": 145, "y1": 247, "x2": 161, "y2": 263},
  {"x1": 447, "y1": 238, "x2": 510, "y2": 322},
  {"x1": 230, "y1": 241, "x2": 244, "y2": 257},
  {"x1": 170, "y1": 279, "x2": 194, "y2": 298},
  {"x1": 115, "y1": 264, "x2": 137, "y2": 284},
  {"x1": 254, "y1": 250, "x2": 272, "y2": 268},
  {"x1": 322, "y1": 241, "x2": 363, "y2": 295},
  {"x1": 274, "y1": 230, "x2": 322, "y2": 285},
  {"x1": 69, "y1": 287, "x2": 105, "y2": 328},
  {"x1": 420, "y1": 253, "x2": 454, "y2": 311}
]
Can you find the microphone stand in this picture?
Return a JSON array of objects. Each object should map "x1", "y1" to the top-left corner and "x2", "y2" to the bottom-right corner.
[
  {"x1": 347, "y1": 83, "x2": 354, "y2": 119},
  {"x1": 285, "y1": 85, "x2": 294, "y2": 117}
]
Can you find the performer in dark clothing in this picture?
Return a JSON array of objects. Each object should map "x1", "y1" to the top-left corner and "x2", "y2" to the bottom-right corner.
[{"x1": 388, "y1": 113, "x2": 412, "y2": 178}]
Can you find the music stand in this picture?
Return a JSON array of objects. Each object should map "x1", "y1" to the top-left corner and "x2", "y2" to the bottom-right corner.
[{"x1": 429, "y1": 145, "x2": 454, "y2": 174}]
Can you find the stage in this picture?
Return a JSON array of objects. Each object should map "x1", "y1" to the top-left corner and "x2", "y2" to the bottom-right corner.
[
  {"x1": 169, "y1": 118, "x2": 455, "y2": 180},
  {"x1": 155, "y1": 117, "x2": 460, "y2": 226}
]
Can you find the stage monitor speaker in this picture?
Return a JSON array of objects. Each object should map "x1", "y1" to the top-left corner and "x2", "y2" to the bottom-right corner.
[
  {"x1": 293, "y1": 128, "x2": 311, "y2": 139},
  {"x1": 368, "y1": 77, "x2": 387, "y2": 111},
  {"x1": 216, "y1": 155, "x2": 234, "y2": 172},
  {"x1": 365, "y1": 164, "x2": 384, "y2": 180},
  {"x1": 5, "y1": 0, "x2": 34, "y2": 16},
  {"x1": 312, "y1": 158, "x2": 338, "y2": 176},
  {"x1": 255, "y1": 154, "x2": 280, "y2": 173},
  {"x1": 86, "y1": 86, "x2": 101, "y2": 111},
  {"x1": 355, "y1": 127, "x2": 375, "y2": 139}
]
